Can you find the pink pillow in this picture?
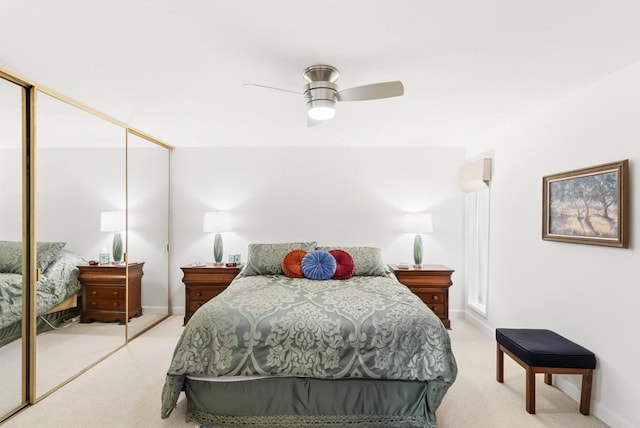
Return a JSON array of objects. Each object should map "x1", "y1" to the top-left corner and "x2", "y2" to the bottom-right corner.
[
  {"x1": 281, "y1": 249, "x2": 307, "y2": 278},
  {"x1": 330, "y1": 249, "x2": 355, "y2": 280}
]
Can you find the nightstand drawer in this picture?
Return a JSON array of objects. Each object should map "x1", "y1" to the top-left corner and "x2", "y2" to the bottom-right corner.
[
  {"x1": 189, "y1": 286, "x2": 225, "y2": 302},
  {"x1": 86, "y1": 286, "x2": 124, "y2": 300},
  {"x1": 421, "y1": 292, "x2": 446, "y2": 304},
  {"x1": 86, "y1": 298, "x2": 125, "y2": 311},
  {"x1": 188, "y1": 300, "x2": 211, "y2": 314},
  {"x1": 426, "y1": 303, "x2": 445, "y2": 317},
  {"x1": 186, "y1": 272, "x2": 239, "y2": 285}
]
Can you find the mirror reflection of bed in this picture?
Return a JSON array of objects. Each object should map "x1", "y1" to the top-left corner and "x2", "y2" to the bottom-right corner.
[{"x1": 0, "y1": 242, "x2": 85, "y2": 352}]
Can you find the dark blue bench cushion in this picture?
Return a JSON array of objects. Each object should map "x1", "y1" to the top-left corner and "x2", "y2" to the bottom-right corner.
[{"x1": 496, "y1": 328, "x2": 596, "y2": 369}]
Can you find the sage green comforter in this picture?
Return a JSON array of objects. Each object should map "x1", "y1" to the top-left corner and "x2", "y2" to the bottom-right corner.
[
  {"x1": 0, "y1": 249, "x2": 85, "y2": 330},
  {"x1": 161, "y1": 273, "x2": 457, "y2": 419}
]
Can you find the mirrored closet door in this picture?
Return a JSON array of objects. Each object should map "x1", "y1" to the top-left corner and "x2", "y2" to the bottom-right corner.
[
  {"x1": 126, "y1": 131, "x2": 170, "y2": 339},
  {"x1": 0, "y1": 68, "x2": 172, "y2": 422},
  {"x1": 34, "y1": 91, "x2": 127, "y2": 399},
  {"x1": 0, "y1": 76, "x2": 27, "y2": 418}
]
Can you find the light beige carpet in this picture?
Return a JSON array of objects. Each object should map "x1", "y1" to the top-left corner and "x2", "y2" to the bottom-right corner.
[{"x1": 1, "y1": 315, "x2": 607, "y2": 428}]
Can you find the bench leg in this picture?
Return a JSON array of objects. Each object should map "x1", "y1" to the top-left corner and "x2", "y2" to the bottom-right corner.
[
  {"x1": 497, "y1": 343, "x2": 504, "y2": 383},
  {"x1": 544, "y1": 373, "x2": 552, "y2": 385},
  {"x1": 526, "y1": 367, "x2": 536, "y2": 414},
  {"x1": 580, "y1": 370, "x2": 593, "y2": 415}
]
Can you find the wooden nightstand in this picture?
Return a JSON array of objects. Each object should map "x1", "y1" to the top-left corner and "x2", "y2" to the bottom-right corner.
[
  {"x1": 78, "y1": 262, "x2": 144, "y2": 324},
  {"x1": 181, "y1": 264, "x2": 242, "y2": 325},
  {"x1": 389, "y1": 264, "x2": 454, "y2": 329}
]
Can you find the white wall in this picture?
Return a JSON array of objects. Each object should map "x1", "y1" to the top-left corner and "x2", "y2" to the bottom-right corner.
[
  {"x1": 0, "y1": 148, "x2": 21, "y2": 240},
  {"x1": 36, "y1": 148, "x2": 126, "y2": 259},
  {"x1": 472, "y1": 60, "x2": 640, "y2": 427},
  {"x1": 127, "y1": 145, "x2": 170, "y2": 309},
  {"x1": 1, "y1": 146, "x2": 127, "y2": 254},
  {"x1": 170, "y1": 147, "x2": 465, "y2": 316}
]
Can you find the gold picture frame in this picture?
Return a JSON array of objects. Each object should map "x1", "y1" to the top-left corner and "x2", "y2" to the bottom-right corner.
[{"x1": 542, "y1": 160, "x2": 629, "y2": 248}]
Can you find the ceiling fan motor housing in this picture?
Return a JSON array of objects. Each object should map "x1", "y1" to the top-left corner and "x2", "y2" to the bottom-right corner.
[
  {"x1": 303, "y1": 65, "x2": 339, "y2": 111},
  {"x1": 304, "y1": 81, "x2": 338, "y2": 104}
]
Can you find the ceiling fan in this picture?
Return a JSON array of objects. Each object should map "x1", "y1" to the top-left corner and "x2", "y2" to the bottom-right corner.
[{"x1": 244, "y1": 65, "x2": 404, "y2": 126}]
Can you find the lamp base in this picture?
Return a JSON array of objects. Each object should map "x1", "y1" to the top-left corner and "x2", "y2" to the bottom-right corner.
[
  {"x1": 213, "y1": 233, "x2": 224, "y2": 265},
  {"x1": 413, "y1": 234, "x2": 423, "y2": 268},
  {"x1": 112, "y1": 232, "x2": 123, "y2": 263}
]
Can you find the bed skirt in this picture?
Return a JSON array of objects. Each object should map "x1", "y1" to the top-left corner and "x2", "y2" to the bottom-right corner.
[{"x1": 185, "y1": 376, "x2": 437, "y2": 428}]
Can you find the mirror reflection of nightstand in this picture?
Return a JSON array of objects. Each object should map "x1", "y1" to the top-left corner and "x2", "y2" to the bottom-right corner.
[{"x1": 78, "y1": 262, "x2": 144, "y2": 323}]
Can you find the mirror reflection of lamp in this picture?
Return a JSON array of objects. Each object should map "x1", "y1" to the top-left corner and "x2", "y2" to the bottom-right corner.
[
  {"x1": 404, "y1": 213, "x2": 433, "y2": 268},
  {"x1": 203, "y1": 212, "x2": 231, "y2": 265},
  {"x1": 100, "y1": 211, "x2": 126, "y2": 262}
]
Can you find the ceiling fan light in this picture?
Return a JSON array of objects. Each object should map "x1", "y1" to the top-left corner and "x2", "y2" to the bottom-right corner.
[{"x1": 307, "y1": 99, "x2": 335, "y2": 121}]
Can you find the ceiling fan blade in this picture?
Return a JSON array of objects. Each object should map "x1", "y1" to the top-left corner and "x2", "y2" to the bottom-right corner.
[
  {"x1": 337, "y1": 81, "x2": 404, "y2": 102},
  {"x1": 242, "y1": 83, "x2": 301, "y2": 95}
]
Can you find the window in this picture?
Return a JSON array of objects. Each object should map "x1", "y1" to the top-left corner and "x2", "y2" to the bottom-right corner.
[{"x1": 465, "y1": 188, "x2": 490, "y2": 316}]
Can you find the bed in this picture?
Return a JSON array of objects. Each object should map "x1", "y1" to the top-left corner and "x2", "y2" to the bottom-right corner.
[
  {"x1": 162, "y1": 243, "x2": 457, "y2": 427},
  {"x1": 0, "y1": 241, "x2": 86, "y2": 347}
]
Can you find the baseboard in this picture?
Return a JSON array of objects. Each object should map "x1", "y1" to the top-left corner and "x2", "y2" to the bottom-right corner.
[
  {"x1": 554, "y1": 376, "x2": 632, "y2": 428},
  {"x1": 463, "y1": 307, "x2": 494, "y2": 339},
  {"x1": 449, "y1": 309, "x2": 465, "y2": 319},
  {"x1": 171, "y1": 306, "x2": 185, "y2": 315},
  {"x1": 141, "y1": 306, "x2": 169, "y2": 314}
]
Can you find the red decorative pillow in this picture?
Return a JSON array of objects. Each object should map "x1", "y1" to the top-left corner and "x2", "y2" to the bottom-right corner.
[
  {"x1": 282, "y1": 249, "x2": 307, "y2": 278},
  {"x1": 330, "y1": 249, "x2": 355, "y2": 280}
]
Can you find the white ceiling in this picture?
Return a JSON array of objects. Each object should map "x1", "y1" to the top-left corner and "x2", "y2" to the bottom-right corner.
[{"x1": 1, "y1": 0, "x2": 639, "y2": 148}]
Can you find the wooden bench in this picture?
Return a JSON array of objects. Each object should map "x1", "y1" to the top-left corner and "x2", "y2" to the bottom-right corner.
[{"x1": 496, "y1": 328, "x2": 596, "y2": 415}]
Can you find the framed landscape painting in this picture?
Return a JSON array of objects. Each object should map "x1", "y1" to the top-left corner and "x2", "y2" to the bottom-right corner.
[{"x1": 542, "y1": 160, "x2": 629, "y2": 248}]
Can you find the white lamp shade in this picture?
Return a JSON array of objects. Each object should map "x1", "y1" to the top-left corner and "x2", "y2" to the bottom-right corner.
[
  {"x1": 404, "y1": 213, "x2": 433, "y2": 234},
  {"x1": 203, "y1": 211, "x2": 232, "y2": 233},
  {"x1": 100, "y1": 211, "x2": 125, "y2": 232}
]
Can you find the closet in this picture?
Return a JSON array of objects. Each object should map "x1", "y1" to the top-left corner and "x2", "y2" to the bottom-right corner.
[{"x1": 0, "y1": 69, "x2": 171, "y2": 422}]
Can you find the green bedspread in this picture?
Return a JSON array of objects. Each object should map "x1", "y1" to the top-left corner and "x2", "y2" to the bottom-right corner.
[{"x1": 162, "y1": 273, "x2": 457, "y2": 419}]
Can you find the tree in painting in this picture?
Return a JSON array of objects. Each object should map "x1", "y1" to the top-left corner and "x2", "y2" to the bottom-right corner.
[{"x1": 549, "y1": 171, "x2": 618, "y2": 238}]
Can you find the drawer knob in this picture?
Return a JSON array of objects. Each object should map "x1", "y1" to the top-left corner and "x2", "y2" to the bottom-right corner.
[
  {"x1": 196, "y1": 292, "x2": 202, "y2": 297},
  {"x1": 113, "y1": 302, "x2": 119, "y2": 307},
  {"x1": 433, "y1": 295, "x2": 439, "y2": 301},
  {"x1": 431, "y1": 306, "x2": 438, "y2": 311},
  {"x1": 91, "y1": 302, "x2": 97, "y2": 307},
  {"x1": 91, "y1": 291, "x2": 97, "y2": 296},
  {"x1": 112, "y1": 291, "x2": 119, "y2": 297}
]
